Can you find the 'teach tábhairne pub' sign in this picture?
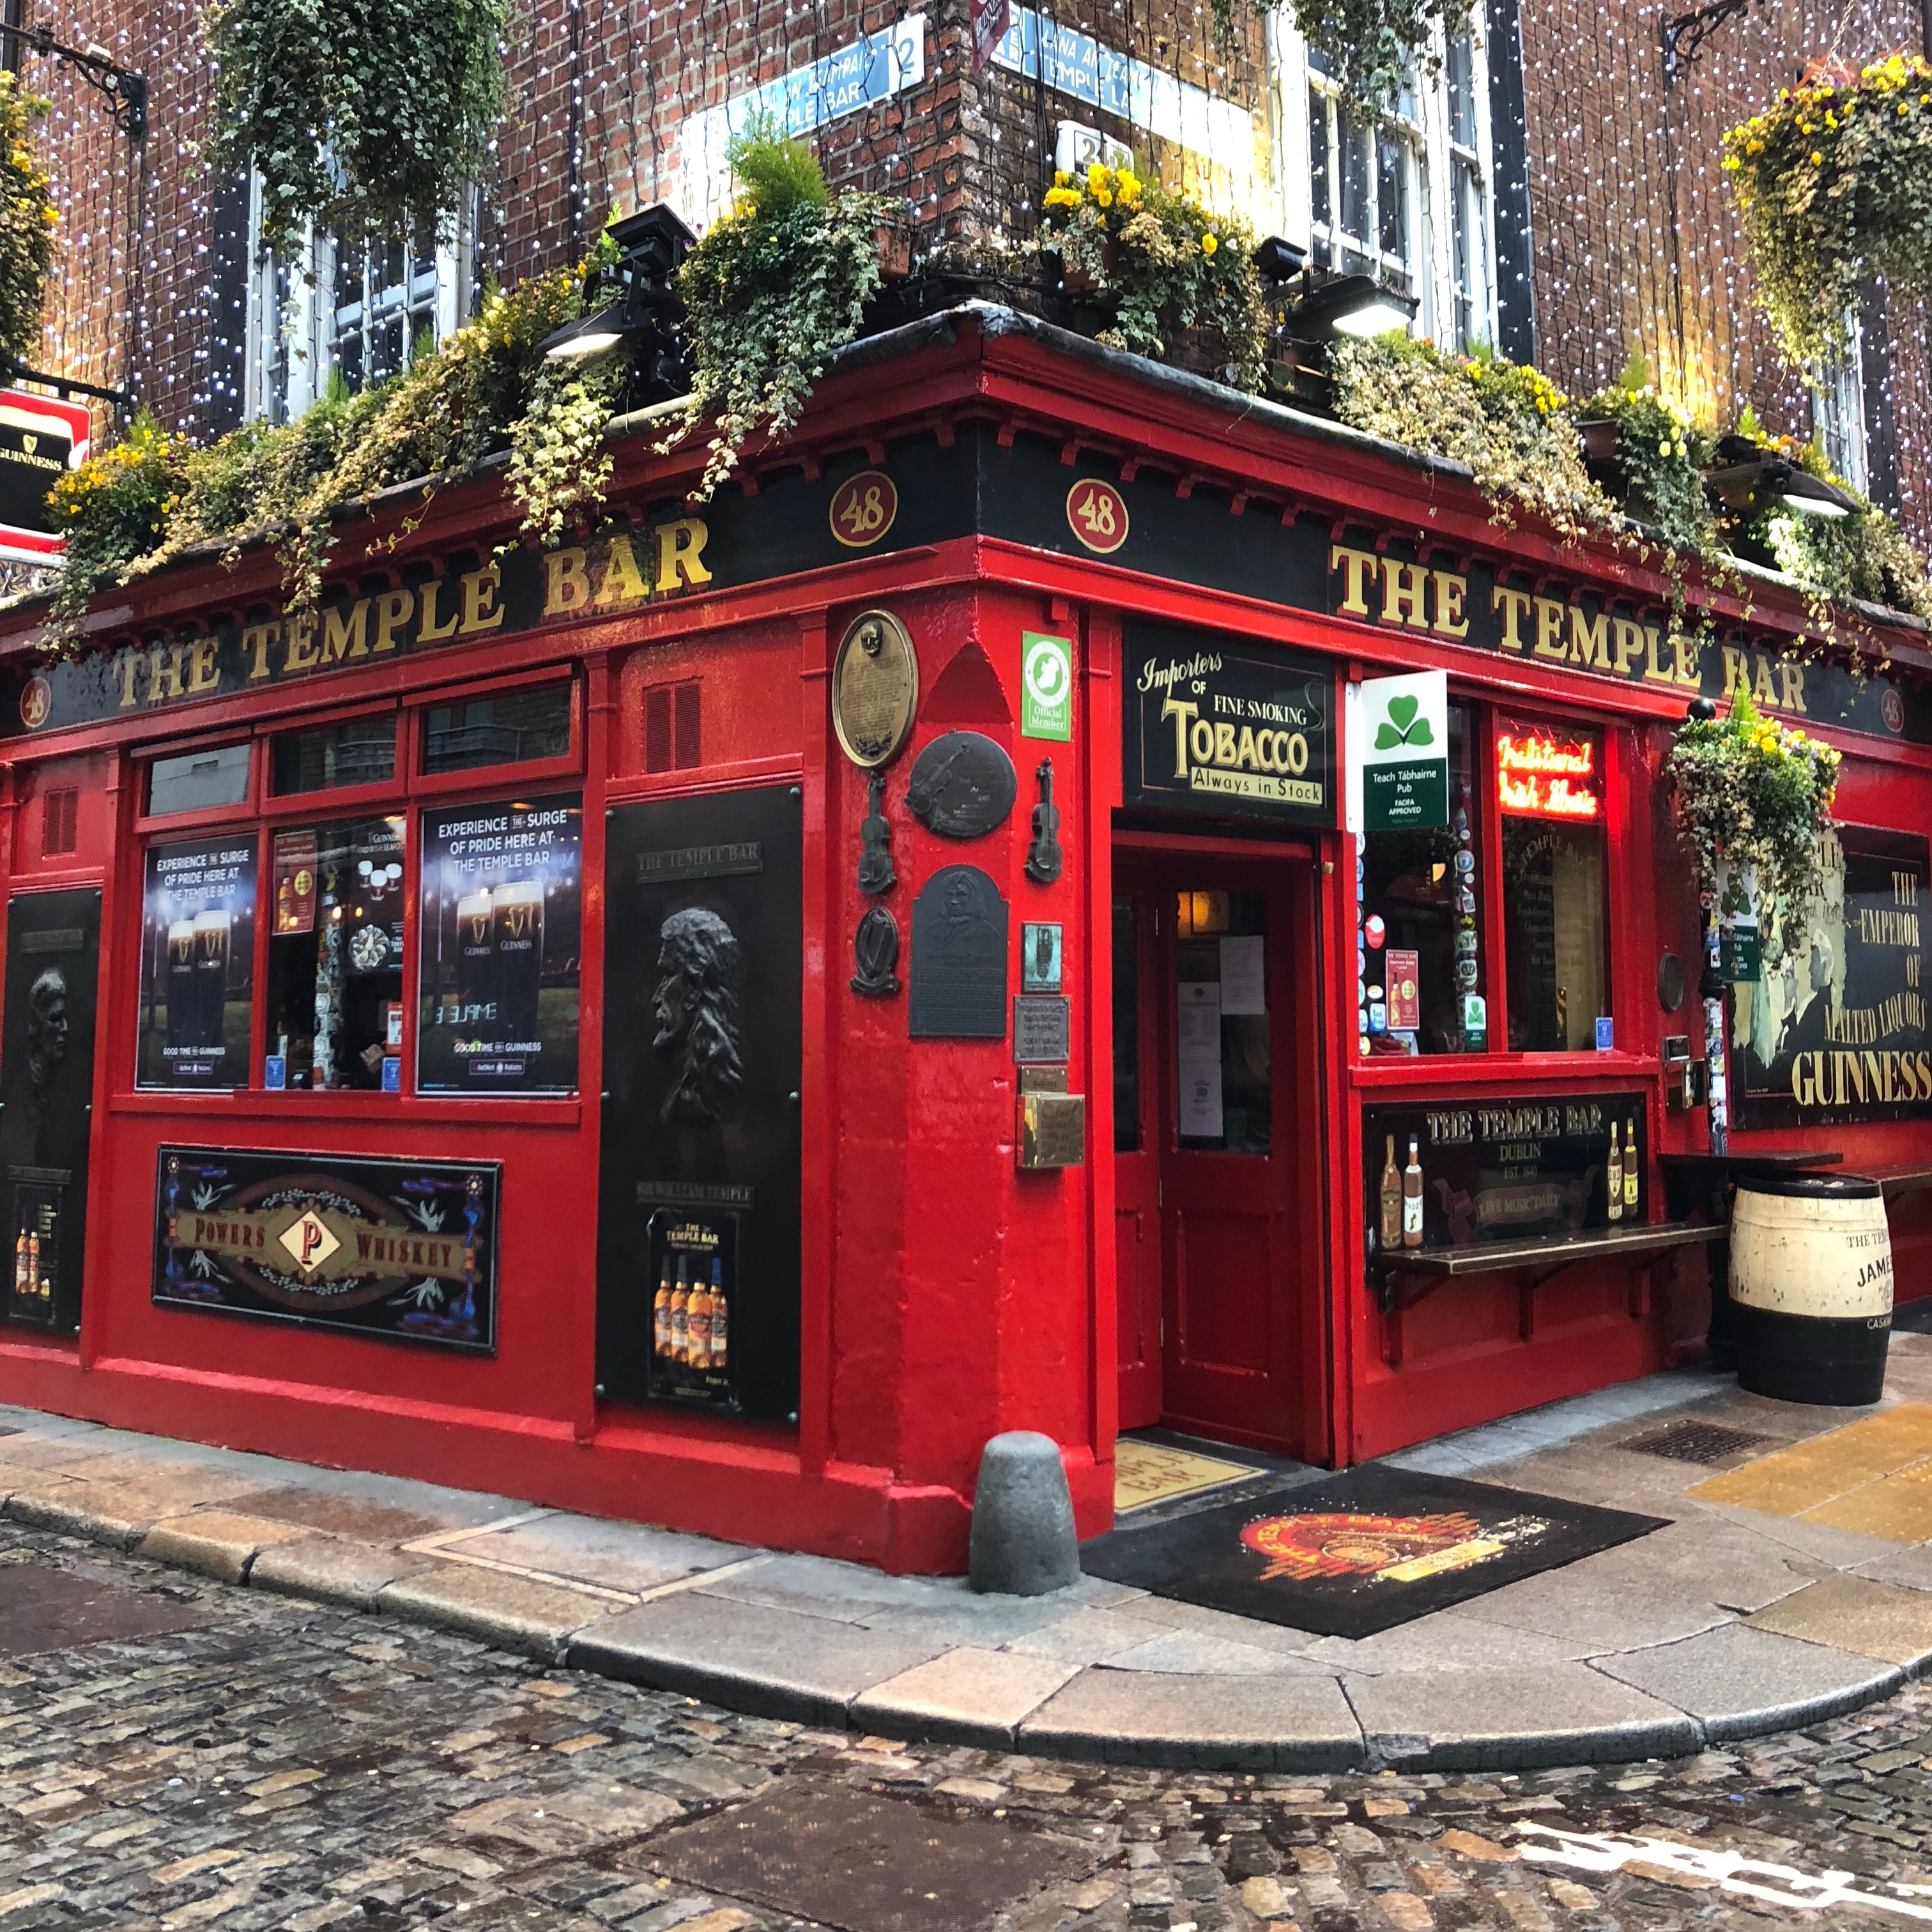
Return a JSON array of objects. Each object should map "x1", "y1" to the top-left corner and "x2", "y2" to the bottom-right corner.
[
  {"x1": 1124, "y1": 626, "x2": 1335, "y2": 827},
  {"x1": 6, "y1": 514, "x2": 718, "y2": 735}
]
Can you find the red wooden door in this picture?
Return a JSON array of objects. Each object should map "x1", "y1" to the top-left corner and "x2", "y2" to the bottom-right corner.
[
  {"x1": 1154, "y1": 861, "x2": 1310, "y2": 1451},
  {"x1": 1112, "y1": 887, "x2": 1162, "y2": 1429}
]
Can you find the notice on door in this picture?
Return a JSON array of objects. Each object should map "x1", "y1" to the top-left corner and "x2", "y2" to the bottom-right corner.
[{"x1": 1177, "y1": 979, "x2": 1223, "y2": 1137}]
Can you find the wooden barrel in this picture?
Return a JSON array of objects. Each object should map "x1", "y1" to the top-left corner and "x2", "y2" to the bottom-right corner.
[{"x1": 1730, "y1": 1174, "x2": 1893, "y2": 1405}]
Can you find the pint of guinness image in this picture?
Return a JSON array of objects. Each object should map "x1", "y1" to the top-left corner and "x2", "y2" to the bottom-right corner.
[
  {"x1": 192, "y1": 908, "x2": 231, "y2": 1051},
  {"x1": 164, "y1": 919, "x2": 196, "y2": 1048},
  {"x1": 456, "y1": 891, "x2": 496, "y2": 1023},
  {"x1": 493, "y1": 880, "x2": 544, "y2": 1039}
]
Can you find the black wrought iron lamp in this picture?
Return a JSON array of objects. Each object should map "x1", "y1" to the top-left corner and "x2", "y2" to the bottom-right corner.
[{"x1": 541, "y1": 204, "x2": 697, "y2": 402}]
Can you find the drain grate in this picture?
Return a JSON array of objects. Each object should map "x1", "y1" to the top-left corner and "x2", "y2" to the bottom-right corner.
[
  {"x1": 1618, "y1": 1418, "x2": 1777, "y2": 1465},
  {"x1": 646, "y1": 1777, "x2": 1097, "y2": 1932}
]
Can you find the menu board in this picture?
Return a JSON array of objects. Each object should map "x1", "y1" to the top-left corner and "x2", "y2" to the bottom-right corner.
[
  {"x1": 1736, "y1": 827, "x2": 1932, "y2": 1124},
  {"x1": 1362, "y1": 1093, "x2": 1648, "y2": 1258},
  {"x1": 417, "y1": 794, "x2": 582, "y2": 1095},
  {"x1": 137, "y1": 837, "x2": 256, "y2": 1089}
]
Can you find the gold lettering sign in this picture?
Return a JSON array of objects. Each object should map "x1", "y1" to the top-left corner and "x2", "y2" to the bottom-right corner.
[{"x1": 831, "y1": 609, "x2": 920, "y2": 768}]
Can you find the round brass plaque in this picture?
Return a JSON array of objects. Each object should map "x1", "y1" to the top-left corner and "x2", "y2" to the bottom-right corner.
[{"x1": 831, "y1": 609, "x2": 919, "y2": 768}]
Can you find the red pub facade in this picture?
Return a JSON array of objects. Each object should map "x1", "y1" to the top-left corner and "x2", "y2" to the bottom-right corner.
[{"x1": 0, "y1": 309, "x2": 1926, "y2": 1572}]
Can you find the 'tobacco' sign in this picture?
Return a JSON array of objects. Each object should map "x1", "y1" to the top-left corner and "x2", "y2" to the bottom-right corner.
[{"x1": 1124, "y1": 626, "x2": 1335, "y2": 827}]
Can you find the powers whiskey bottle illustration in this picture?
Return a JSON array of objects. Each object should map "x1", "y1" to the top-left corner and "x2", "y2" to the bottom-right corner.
[
  {"x1": 1606, "y1": 1123, "x2": 1623, "y2": 1223},
  {"x1": 1402, "y1": 1137, "x2": 1424, "y2": 1249},
  {"x1": 1623, "y1": 1117, "x2": 1640, "y2": 1215}
]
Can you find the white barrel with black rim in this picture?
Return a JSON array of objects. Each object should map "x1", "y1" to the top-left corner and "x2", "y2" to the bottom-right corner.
[{"x1": 1730, "y1": 1174, "x2": 1892, "y2": 1406}]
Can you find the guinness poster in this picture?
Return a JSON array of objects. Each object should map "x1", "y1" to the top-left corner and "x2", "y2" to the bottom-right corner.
[
  {"x1": 1736, "y1": 828, "x2": 1932, "y2": 1124},
  {"x1": 597, "y1": 787, "x2": 801, "y2": 1422},
  {"x1": 1124, "y1": 625, "x2": 1335, "y2": 827},
  {"x1": 152, "y1": 1146, "x2": 498, "y2": 1351},
  {"x1": 137, "y1": 837, "x2": 256, "y2": 1089},
  {"x1": 417, "y1": 793, "x2": 582, "y2": 1094}
]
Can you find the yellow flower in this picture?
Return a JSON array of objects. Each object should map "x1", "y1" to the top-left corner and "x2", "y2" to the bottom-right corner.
[
  {"x1": 1094, "y1": 188, "x2": 1112, "y2": 207},
  {"x1": 1054, "y1": 169, "x2": 1071, "y2": 187},
  {"x1": 1811, "y1": 150, "x2": 1823, "y2": 164},
  {"x1": 1201, "y1": 232, "x2": 1218, "y2": 254},
  {"x1": 1086, "y1": 163, "x2": 1108, "y2": 191}
]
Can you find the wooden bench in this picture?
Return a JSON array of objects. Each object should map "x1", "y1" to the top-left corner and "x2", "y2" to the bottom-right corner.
[
  {"x1": 1368, "y1": 1221, "x2": 1724, "y2": 1368},
  {"x1": 1851, "y1": 1164, "x2": 1932, "y2": 1202}
]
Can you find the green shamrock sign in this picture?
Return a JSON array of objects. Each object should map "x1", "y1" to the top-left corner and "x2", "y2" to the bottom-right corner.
[{"x1": 1359, "y1": 671, "x2": 1448, "y2": 829}]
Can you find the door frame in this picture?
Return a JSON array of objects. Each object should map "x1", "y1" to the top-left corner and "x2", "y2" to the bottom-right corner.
[{"x1": 1110, "y1": 825, "x2": 1335, "y2": 1463}]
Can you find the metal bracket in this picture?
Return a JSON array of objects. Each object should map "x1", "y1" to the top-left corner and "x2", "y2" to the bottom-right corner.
[
  {"x1": 1660, "y1": 0, "x2": 1753, "y2": 84},
  {"x1": 17, "y1": 24, "x2": 148, "y2": 141}
]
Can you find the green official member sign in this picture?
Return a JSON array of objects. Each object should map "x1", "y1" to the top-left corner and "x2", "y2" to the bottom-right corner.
[
  {"x1": 1360, "y1": 670, "x2": 1449, "y2": 829},
  {"x1": 1022, "y1": 632, "x2": 1073, "y2": 740}
]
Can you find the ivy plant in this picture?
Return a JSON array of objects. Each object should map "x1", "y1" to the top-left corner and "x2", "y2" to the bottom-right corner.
[
  {"x1": 204, "y1": 0, "x2": 507, "y2": 250},
  {"x1": 663, "y1": 117, "x2": 896, "y2": 499},
  {"x1": 0, "y1": 75, "x2": 56, "y2": 369},
  {"x1": 1209, "y1": 0, "x2": 1467, "y2": 110},
  {"x1": 1724, "y1": 53, "x2": 1932, "y2": 364}
]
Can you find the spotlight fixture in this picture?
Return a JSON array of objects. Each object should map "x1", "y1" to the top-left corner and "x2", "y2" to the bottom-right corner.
[
  {"x1": 1703, "y1": 439, "x2": 1860, "y2": 521},
  {"x1": 541, "y1": 203, "x2": 698, "y2": 395},
  {"x1": 1252, "y1": 234, "x2": 1308, "y2": 284},
  {"x1": 1282, "y1": 271, "x2": 1418, "y2": 341}
]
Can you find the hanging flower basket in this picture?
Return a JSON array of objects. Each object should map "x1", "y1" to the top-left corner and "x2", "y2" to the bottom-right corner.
[
  {"x1": 1724, "y1": 52, "x2": 1932, "y2": 364},
  {"x1": 1664, "y1": 689, "x2": 1840, "y2": 953},
  {"x1": 0, "y1": 75, "x2": 55, "y2": 370}
]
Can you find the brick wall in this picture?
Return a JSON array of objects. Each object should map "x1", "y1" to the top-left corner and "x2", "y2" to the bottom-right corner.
[{"x1": 19, "y1": 0, "x2": 1932, "y2": 548}]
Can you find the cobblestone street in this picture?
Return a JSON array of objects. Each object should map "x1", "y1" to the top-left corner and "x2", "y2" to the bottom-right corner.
[{"x1": 12, "y1": 1522, "x2": 1932, "y2": 1931}]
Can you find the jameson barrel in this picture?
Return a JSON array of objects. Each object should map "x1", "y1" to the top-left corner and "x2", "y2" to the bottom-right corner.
[{"x1": 1730, "y1": 1175, "x2": 1894, "y2": 1406}]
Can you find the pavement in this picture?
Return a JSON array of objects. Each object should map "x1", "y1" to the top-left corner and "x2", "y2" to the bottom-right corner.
[
  {"x1": 12, "y1": 1337, "x2": 1932, "y2": 1777},
  {"x1": 20, "y1": 1515, "x2": 1932, "y2": 1931}
]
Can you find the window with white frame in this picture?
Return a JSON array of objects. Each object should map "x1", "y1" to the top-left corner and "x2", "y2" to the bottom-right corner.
[
  {"x1": 244, "y1": 179, "x2": 475, "y2": 425},
  {"x1": 1814, "y1": 321, "x2": 1870, "y2": 496},
  {"x1": 1272, "y1": 16, "x2": 1499, "y2": 352}
]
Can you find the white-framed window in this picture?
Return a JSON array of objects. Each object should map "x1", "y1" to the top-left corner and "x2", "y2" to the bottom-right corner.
[
  {"x1": 243, "y1": 177, "x2": 475, "y2": 424},
  {"x1": 1814, "y1": 321, "x2": 1869, "y2": 495},
  {"x1": 1268, "y1": 11, "x2": 1499, "y2": 351}
]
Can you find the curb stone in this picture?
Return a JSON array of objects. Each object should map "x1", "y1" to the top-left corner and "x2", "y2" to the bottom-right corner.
[{"x1": 7, "y1": 1486, "x2": 1932, "y2": 1774}]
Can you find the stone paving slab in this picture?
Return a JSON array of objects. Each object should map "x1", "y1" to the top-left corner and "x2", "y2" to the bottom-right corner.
[{"x1": 8, "y1": 1356, "x2": 1932, "y2": 1771}]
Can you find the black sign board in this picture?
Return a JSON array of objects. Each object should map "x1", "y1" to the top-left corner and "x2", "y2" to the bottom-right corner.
[
  {"x1": 138, "y1": 836, "x2": 256, "y2": 1089},
  {"x1": 417, "y1": 793, "x2": 583, "y2": 1095},
  {"x1": 1736, "y1": 827, "x2": 1932, "y2": 1126},
  {"x1": 905, "y1": 731, "x2": 1017, "y2": 838},
  {"x1": 0, "y1": 889, "x2": 100, "y2": 1331},
  {"x1": 1013, "y1": 995, "x2": 1071, "y2": 1063},
  {"x1": 1362, "y1": 1093, "x2": 1648, "y2": 1259},
  {"x1": 152, "y1": 1146, "x2": 498, "y2": 1351},
  {"x1": 599, "y1": 786, "x2": 802, "y2": 1422},
  {"x1": 1124, "y1": 626, "x2": 1335, "y2": 826},
  {"x1": 909, "y1": 865, "x2": 1009, "y2": 1039}
]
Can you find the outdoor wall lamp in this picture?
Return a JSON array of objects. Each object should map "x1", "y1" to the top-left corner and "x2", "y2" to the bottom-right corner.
[
  {"x1": 541, "y1": 204, "x2": 696, "y2": 387},
  {"x1": 1282, "y1": 270, "x2": 1418, "y2": 341},
  {"x1": 1703, "y1": 440, "x2": 1860, "y2": 521}
]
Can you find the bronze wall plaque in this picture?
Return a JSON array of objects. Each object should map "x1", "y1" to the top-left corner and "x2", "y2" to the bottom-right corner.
[
  {"x1": 832, "y1": 610, "x2": 919, "y2": 768},
  {"x1": 908, "y1": 865, "x2": 1008, "y2": 1039},
  {"x1": 906, "y1": 731, "x2": 1016, "y2": 839},
  {"x1": 1018, "y1": 1092, "x2": 1086, "y2": 1168}
]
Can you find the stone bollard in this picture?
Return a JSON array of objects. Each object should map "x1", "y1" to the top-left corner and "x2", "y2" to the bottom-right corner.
[{"x1": 968, "y1": 1430, "x2": 1080, "y2": 1595}]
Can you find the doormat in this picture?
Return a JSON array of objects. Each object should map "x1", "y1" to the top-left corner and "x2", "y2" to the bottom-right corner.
[
  {"x1": 643, "y1": 1777, "x2": 1096, "y2": 1932},
  {"x1": 1115, "y1": 1438, "x2": 1257, "y2": 1513},
  {"x1": 1080, "y1": 1464, "x2": 1669, "y2": 1637}
]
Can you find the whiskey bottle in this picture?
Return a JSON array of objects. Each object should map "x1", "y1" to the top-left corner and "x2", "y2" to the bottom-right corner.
[
  {"x1": 652, "y1": 1259, "x2": 673, "y2": 1359},
  {"x1": 1623, "y1": 1117, "x2": 1641, "y2": 1214},
  {"x1": 707, "y1": 1259, "x2": 728, "y2": 1369},
  {"x1": 669, "y1": 1259, "x2": 689, "y2": 1367},
  {"x1": 1606, "y1": 1123, "x2": 1623, "y2": 1223},
  {"x1": 1402, "y1": 1137, "x2": 1425, "y2": 1248},
  {"x1": 1378, "y1": 1135, "x2": 1402, "y2": 1254},
  {"x1": 11, "y1": 1231, "x2": 24, "y2": 1298}
]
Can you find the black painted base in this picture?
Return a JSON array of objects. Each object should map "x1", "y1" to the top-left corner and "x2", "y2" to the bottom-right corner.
[{"x1": 1733, "y1": 1301, "x2": 1892, "y2": 1407}]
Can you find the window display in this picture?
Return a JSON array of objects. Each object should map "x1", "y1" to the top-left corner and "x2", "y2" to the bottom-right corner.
[
  {"x1": 137, "y1": 837, "x2": 257, "y2": 1088},
  {"x1": 265, "y1": 817, "x2": 405, "y2": 1089},
  {"x1": 1359, "y1": 703, "x2": 1483, "y2": 1054},
  {"x1": 1498, "y1": 717, "x2": 1609, "y2": 1052},
  {"x1": 417, "y1": 793, "x2": 582, "y2": 1094}
]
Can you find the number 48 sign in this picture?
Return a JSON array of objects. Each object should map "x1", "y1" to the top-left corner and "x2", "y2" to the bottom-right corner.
[{"x1": 1066, "y1": 477, "x2": 1129, "y2": 555}]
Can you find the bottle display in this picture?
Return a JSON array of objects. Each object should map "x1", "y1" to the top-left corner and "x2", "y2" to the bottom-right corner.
[
  {"x1": 686, "y1": 1268, "x2": 711, "y2": 1364},
  {"x1": 12, "y1": 1230, "x2": 25, "y2": 1299},
  {"x1": 1623, "y1": 1117, "x2": 1640, "y2": 1213},
  {"x1": 1606, "y1": 1123, "x2": 1623, "y2": 1223},
  {"x1": 652, "y1": 1259, "x2": 673, "y2": 1358},
  {"x1": 707, "y1": 1258, "x2": 728, "y2": 1368},
  {"x1": 668, "y1": 1257, "x2": 689, "y2": 1363},
  {"x1": 1402, "y1": 1137, "x2": 1425, "y2": 1248},
  {"x1": 1378, "y1": 1135, "x2": 1402, "y2": 1253}
]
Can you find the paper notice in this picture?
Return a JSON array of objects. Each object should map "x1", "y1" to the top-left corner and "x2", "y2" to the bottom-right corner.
[
  {"x1": 1177, "y1": 980, "x2": 1222, "y2": 1057},
  {"x1": 1179, "y1": 1057, "x2": 1224, "y2": 1138},
  {"x1": 1219, "y1": 935, "x2": 1266, "y2": 1015}
]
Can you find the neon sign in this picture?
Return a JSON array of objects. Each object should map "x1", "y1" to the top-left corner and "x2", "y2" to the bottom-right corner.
[{"x1": 1496, "y1": 728, "x2": 1602, "y2": 819}]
